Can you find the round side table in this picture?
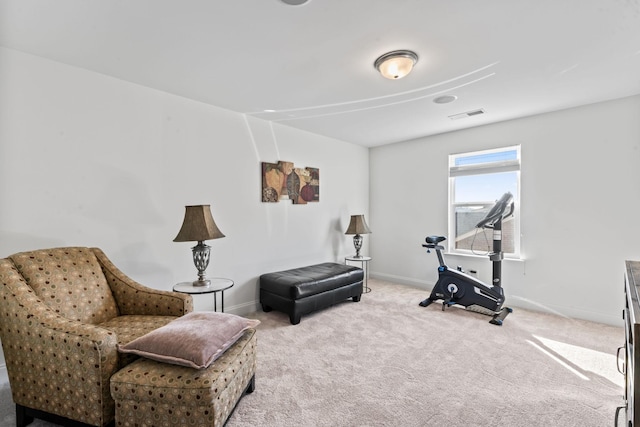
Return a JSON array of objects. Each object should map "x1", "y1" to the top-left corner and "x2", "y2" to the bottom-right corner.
[
  {"x1": 345, "y1": 256, "x2": 372, "y2": 293},
  {"x1": 173, "y1": 278, "x2": 234, "y2": 312}
]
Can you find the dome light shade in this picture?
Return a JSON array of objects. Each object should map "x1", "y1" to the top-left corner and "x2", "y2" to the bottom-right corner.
[{"x1": 374, "y1": 50, "x2": 418, "y2": 80}]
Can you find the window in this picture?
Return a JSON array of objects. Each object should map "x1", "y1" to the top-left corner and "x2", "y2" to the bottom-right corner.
[{"x1": 449, "y1": 146, "x2": 520, "y2": 257}]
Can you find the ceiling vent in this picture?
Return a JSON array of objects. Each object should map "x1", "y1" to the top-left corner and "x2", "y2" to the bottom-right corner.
[{"x1": 448, "y1": 109, "x2": 485, "y2": 120}]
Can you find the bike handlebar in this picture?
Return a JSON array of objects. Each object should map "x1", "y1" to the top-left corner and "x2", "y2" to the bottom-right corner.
[{"x1": 476, "y1": 192, "x2": 514, "y2": 229}]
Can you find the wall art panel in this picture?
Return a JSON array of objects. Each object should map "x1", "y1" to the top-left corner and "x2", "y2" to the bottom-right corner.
[{"x1": 261, "y1": 161, "x2": 319, "y2": 204}]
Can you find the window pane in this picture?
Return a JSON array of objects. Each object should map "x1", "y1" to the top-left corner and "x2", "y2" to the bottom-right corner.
[
  {"x1": 449, "y1": 145, "x2": 520, "y2": 257},
  {"x1": 454, "y1": 205, "x2": 515, "y2": 253},
  {"x1": 453, "y1": 171, "x2": 518, "y2": 203},
  {"x1": 454, "y1": 149, "x2": 518, "y2": 167}
]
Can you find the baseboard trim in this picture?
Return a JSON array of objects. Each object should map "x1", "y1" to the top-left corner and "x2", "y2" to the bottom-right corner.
[
  {"x1": 370, "y1": 271, "x2": 433, "y2": 289},
  {"x1": 508, "y1": 296, "x2": 623, "y2": 327},
  {"x1": 370, "y1": 272, "x2": 622, "y2": 326},
  {"x1": 224, "y1": 300, "x2": 260, "y2": 316}
]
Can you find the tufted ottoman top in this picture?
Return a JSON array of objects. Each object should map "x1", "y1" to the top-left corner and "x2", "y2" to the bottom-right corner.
[{"x1": 259, "y1": 262, "x2": 363, "y2": 299}]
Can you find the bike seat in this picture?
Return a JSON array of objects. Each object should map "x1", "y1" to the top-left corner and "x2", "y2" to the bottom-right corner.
[{"x1": 425, "y1": 236, "x2": 446, "y2": 244}]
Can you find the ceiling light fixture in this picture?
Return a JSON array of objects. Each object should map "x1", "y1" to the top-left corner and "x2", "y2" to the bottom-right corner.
[
  {"x1": 281, "y1": 0, "x2": 309, "y2": 5},
  {"x1": 374, "y1": 50, "x2": 418, "y2": 80}
]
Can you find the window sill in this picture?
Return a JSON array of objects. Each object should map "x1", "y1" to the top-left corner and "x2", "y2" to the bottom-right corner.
[{"x1": 445, "y1": 251, "x2": 524, "y2": 262}]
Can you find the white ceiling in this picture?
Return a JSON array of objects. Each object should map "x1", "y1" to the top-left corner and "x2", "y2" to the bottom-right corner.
[{"x1": 1, "y1": 0, "x2": 639, "y2": 147}]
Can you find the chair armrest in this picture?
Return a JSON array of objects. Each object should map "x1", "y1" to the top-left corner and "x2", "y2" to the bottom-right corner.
[
  {"x1": 0, "y1": 261, "x2": 119, "y2": 425},
  {"x1": 91, "y1": 248, "x2": 193, "y2": 317}
]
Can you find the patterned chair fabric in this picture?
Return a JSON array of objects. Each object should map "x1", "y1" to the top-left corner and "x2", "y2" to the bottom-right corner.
[{"x1": 0, "y1": 247, "x2": 193, "y2": 427}]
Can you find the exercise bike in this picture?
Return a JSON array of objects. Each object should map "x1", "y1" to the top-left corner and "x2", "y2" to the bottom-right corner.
[{"x1": 418, "y1": 192, "x2": 514, "y2": 325}]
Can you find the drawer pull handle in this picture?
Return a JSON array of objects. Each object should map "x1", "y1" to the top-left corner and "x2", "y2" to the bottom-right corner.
[
  {"x1": 614, "y1": 404, "x2": 625, "y2": 426},
  {"x1": 617, "y1": 346, "x2": 625, "y2": 375}
]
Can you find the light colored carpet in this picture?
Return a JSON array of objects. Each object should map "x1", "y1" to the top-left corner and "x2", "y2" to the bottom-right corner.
[{"x1": 0, "y1": 279, "x2": 625, "y2": 426}]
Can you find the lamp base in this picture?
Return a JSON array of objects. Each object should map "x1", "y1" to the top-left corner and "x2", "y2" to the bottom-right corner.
[
  {"x1": 353, "y1": 234, "x2": 363, "y2": 258},
  {"x1": 192, "y1": 278, "x2": 211, "y2": 287},
  {"x1": 192, "y1": 241, "x2": 212, "y2": 287}
]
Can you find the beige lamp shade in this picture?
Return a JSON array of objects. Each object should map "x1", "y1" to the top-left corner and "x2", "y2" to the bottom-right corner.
[
  {"x1": 174, "y1": 205, "x2": 225, "y2": 242},
  {"x1": 345, "y1": 214, "x2": 371, "y2": 235}
]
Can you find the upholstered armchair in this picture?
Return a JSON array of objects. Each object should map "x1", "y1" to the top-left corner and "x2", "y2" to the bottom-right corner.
[{"x1": 0, "y1": 247, "x2": 193, "y2": 427}]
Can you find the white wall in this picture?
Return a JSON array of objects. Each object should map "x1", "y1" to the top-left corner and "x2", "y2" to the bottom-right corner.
[
  {"x1": 0, "y1": 47, "x2": 369, "y2": 370},
  {"x1": 1, "y1": 45, "x2": 636, "y2": 378},
  {"x1": 370, "y1": 95, "x2": 640, "y2": 326}
]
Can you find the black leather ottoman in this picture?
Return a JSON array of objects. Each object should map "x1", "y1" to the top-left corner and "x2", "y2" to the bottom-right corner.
[{"x1": 259, "y1": 262, "x2": 364, "y2": 324}]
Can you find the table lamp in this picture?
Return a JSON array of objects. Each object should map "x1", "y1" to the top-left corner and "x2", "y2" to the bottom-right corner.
[
  {"x1": 174, "y1": 205, "x2": 225, "y2": 286},
  {"x1": 345, "y1": 214, "x2": 371, "y2": 258}
]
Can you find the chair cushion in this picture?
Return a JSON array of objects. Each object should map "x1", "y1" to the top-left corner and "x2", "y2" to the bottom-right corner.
[
  {"x1": 100, "y1": 315, "x2": 179, "y2": 346},
  {"x1": 9, "y1": 247, "x2": 119, "y2": 324},
  {"x1": 100, "y1": 314, "x2": 179, "y2": 367},
  {"x1": 117, "y1": 312, "x2": 260, "y2": 369}
]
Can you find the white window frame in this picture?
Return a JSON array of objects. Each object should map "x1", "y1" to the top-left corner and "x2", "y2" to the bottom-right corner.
[{"x1": 448, "y1": 145, "x2": 521, "y2": 259}]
